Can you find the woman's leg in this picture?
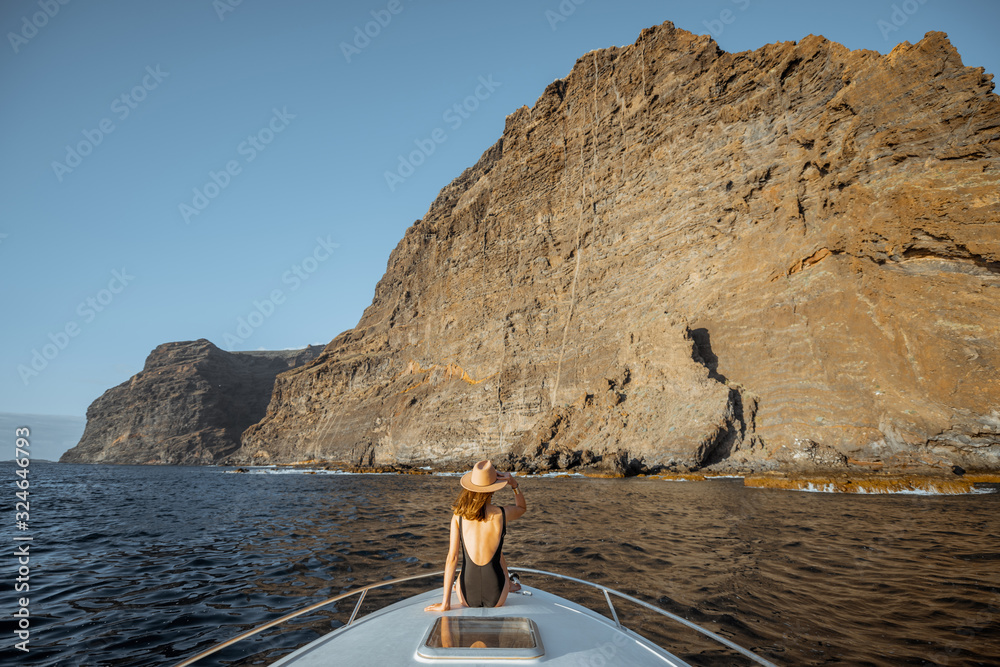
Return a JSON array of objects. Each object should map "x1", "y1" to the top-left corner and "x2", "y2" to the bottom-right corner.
[
  {"x1": 491, "y1": 554, "x2": 513, "y2": 607},
  {"x1": 500, "y1": 554, "x2": 521, "y2": 592},
  {"x1": 454, "y1": 570, "x2": 468, "y2": 607},
  {"x1": 494, "y1": 573, "x2": 510, "y2": 608}
]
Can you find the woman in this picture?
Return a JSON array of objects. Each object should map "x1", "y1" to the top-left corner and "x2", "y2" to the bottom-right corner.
[{"x1": 424, "y1": 460, "x2": 527, "y2": 611}]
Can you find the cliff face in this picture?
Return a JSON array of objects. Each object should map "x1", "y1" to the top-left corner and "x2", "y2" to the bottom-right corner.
[
  {"x1": 60, "y1": 340, "x2": 322, "y2": 464},
  {"x1": 235, "y1": 23, "x2": 1000, "y2": 473}
]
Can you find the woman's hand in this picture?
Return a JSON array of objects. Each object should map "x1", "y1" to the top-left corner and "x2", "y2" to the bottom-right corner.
[
  {"x1": 424, "y1": 602, "x2": 451, "y2": 612},
  {"x1": 498, "y1": 470, "x2": 518, "y2": 489}
]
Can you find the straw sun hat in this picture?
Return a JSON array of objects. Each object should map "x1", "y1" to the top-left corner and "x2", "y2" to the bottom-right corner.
[{"x1": 460, "y1": 460, "x2": 509, "y2": 493}]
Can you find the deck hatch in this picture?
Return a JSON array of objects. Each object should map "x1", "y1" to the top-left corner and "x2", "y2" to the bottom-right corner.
[{"x1": 418, "y1": 616, "x2": 544, "y2": 660}]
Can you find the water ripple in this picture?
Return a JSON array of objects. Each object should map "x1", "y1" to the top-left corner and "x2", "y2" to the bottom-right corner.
[{"x1": 10, "y1": 463, "x2": 1000, "y2": 666}]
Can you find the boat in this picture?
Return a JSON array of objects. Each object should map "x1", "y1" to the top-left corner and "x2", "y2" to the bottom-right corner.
[{"x1": 173, "y1": 567, "x2": 777, "y2": 666}]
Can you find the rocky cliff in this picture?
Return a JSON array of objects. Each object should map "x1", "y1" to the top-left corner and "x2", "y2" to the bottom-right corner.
[
  {"x1": 60, "y1": 340, "x2": 322, "y2": 464},
  {"x1": 234, "y1": 23, "x2": 999, "y2": 474}
]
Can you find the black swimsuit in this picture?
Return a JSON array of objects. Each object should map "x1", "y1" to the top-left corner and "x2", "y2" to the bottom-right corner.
[{"x1": 458, "y1": 507, "x2": 506, "y2": 607}]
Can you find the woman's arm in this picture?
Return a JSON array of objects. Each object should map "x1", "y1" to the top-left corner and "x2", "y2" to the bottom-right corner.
[
  {"x1": 499, "y1": 471, "x2": 527, "y2": 520},
  {"x1": 425, "y1": 514, "x2": 461, "y2": 612}
]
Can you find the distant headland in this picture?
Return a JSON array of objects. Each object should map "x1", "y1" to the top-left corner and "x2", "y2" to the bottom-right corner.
[{"x1": 59, "y1": 340, "x2": 322, "y2": 464}]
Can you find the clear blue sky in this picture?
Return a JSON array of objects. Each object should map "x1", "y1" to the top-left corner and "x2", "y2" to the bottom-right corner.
[{"x1": 2, "y1": 0, "x2": 997, "y2": 454}]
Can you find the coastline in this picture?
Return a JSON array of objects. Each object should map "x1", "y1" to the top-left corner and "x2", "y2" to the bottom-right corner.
[{"x1": 222, "y1": 460, "x2": 1000, "y2": 495}]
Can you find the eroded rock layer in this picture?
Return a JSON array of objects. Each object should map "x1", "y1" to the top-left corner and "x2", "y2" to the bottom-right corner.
[
  {"x1": 236, "y1": 23, "x2": 999, "y2": 473},
  {"x1": 60, "y1": 340, "x2": 322, "y2": 464}
]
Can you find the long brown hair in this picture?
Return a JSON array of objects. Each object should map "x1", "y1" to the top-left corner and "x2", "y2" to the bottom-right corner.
[{"x1": 452, "y1": 489, "x2": 493, "y2": 521}]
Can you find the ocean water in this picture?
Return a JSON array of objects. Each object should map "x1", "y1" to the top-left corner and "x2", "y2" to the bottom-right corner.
[{"x1": 3, "y1": 462, "x2": 999, "y2": 666}]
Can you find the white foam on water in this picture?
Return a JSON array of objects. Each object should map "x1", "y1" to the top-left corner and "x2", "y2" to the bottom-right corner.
[
  {"x1": 223, "y1": 467, "x2": 355, "y2": 475},
  {"x1": 219, "y1": 468, "x2": 997, "y2": 495},
  {"x1": 793, "y1": 482, "x2": 997, "y2": 496}
]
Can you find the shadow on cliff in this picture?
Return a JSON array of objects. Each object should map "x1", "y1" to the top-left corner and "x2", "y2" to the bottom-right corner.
[
  {"x1": 688, "y1": 327, "x2": 762, "y2": 469},
  {"x1": 690, "y1": 328, "x2": 728, "y2": 384}
]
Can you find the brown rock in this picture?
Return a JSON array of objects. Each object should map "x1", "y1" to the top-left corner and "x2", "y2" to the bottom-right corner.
[
  {"x1": 770, "y1": 439, "x2": 849, "y2": 471},
  {"x1": 60, "y1": 339, "x2": 322, "y2": 464},
  {"x1": 235, "y1": 24, "x2": 999, "y2": 474}
]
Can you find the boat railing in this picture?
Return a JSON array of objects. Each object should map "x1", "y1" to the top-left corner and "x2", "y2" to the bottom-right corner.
[
  {"x1": 508, "y1": 567, "x2": 778, "y2": 667},
  {"x1": 171, "y1": 570, "x2": 445, "y2": 667},
  {"x1": 172, "y1": 567, "x2": 777, "y2": 667}
]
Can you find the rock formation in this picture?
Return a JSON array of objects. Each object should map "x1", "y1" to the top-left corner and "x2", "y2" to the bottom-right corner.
[
  {"x1": 233, "y1": 23, "x2": 999, "y2": 474},
  {"x1": 60, "y1": 340, "x2": 322, "y2": 464}
]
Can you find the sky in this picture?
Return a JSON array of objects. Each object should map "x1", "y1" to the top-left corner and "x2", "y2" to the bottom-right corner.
[{"x1": 2, "y1": 0, "x2": 998, "y2": 458}]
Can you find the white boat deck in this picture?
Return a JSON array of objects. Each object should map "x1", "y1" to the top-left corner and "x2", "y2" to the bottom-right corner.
[{"x1": 270, "y1": 585, "x2": 691, "y2": 666}]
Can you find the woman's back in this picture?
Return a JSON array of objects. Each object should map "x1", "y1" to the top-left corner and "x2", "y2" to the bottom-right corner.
[
  {"x1": 458, "y1": 506, "x2": 507, "y2": 608},
  {"x1": 459, "y1": 505, "x2": 505, "y2": 565}
]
